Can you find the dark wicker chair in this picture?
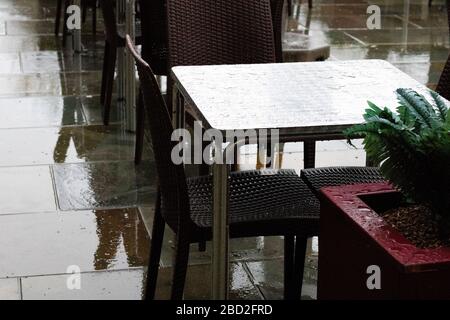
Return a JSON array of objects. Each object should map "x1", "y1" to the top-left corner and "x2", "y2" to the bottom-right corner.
[
  {"x1": 134, "y1": 0, "x2": 168, "y2": 163},
  {"x1": 127, "y1": 36, "x2": 319, "y2": 300},
  {"x1": 138, "y1": 0, "x2": 168, "y2": 76},
  {"x1": 134, "y1": 0, "x2": 277, "y2": 165},
  {"x1": 99, "y1": 0, "x2": 142, "y2": 126},
  {"x1": 167, "y1": 0, "x2": 276, "y2": 68},
  {"x1": 271, "y1": 0, "x2": 329, "y2": 63},
  {"x1": 300, "y1": 166, "x2": 385, "y2": 200}
]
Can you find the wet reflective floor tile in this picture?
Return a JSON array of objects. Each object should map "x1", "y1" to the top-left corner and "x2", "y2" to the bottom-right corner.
[
  {"x1": 409, "y1": 14, "x2": 449, "y2": 28},
  {"x1": 269, "y1": 149, "x2": 366, "y2": 170},
  {"x1": 295, "y1": 3, "x2": 370, "y2": 17},
  {"x1": 299, "y1": 15, "x2": 408, "y2": 31},
  {"x1": 239, "y1": 140, "x2": 353, "y2": 156},
  {"x1": 11, "y1": 0, "x2": 59, "y2": 8},
  {"x1": 228, "y1": 262, "x2": 263, "y2": 300},
  {"x1": 0, "y1": 6, "x2": 46, "y2": 21},
  {"x1": 393, "y1": 61, "x2": 445, "y2": 87},
  {"x1": 305, "y1": 30, "x2": 363, "y2": 46},
  {"x1": 0, "y1": 73, "x2": 62, "y2": 96},
  {"x1": 0, "y1": 96, "x2": 85, "y2": 128},
  {"x1": 80, "y1": 95, "x2": 120, "y2": 124},
  {"x1": 380, "y1": 3, "x2": 448, "y2": 16},
  {"x1": 245, "y1": 260, "x2": 284, "y2": 300},
  {"x1": 0, "y1": 278, "x2": 21, "y2": 300},
  {"x1": 344, "y1": 28, "x2": 449, "y2": 46},
  {"x1": 21, "y1": 269, "x2": 146, "y2": 300},
  {"x1": 61, "y1": 71, "x2": 103, "y2": 96},
  {"x1": 21, "y1": 51, "x2": 104, "y2": 73},
  {"x1": 153, "y1": 216, "x2": 286, "y2": 267},
  {"x1": 0, "y1": 36, "x2": 61, "y2": 53},
  {"x1": 330, "y1": 44, "x2": 450, "y2": 64},
  {"x1": 230, "y1": 237, "x2": 285, "y2": 262},
  {"x1": 0, "y1": 166, "x2": 56, "y2": 215},
  {"x1": 245, "y1": 259, "x2": 317, "y2": 300},
  {"x1": 239, "y1": 143, "x2": 365, "y2": 172},
  {"x1": 53, "y1": 161, "x2": 157, "y2": 210},
  {"x1": 0, "y1": 53, "x2": 21, "y2": 74},
  {"x1": 0, "y1": 208, "x2": 149, "y2": 278},
  {"x1": 0, "y1": 125, "x2": 148, "y2": 166},
  {"x1": 7, "y1": 20, "x2": 104, "y2": 36},
  {"x1": 6, "y1": 20, "x2": 56, "y2": 36},
  {"x1": 158, "y1": 225, "x2": 211, "y2": 268},
  {"x1": 155, "y1": 263, "x2": 262, "y2": 300},
  {"x1": 140, "y1": 205, "x2": 285, "y2": 267},
  {"x1": 0, "y1": 72, "x2": 102, "y2": 96}
]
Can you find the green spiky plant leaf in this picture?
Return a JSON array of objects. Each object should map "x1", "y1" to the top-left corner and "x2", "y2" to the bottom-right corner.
[{"x1": 344, "y1": 88, "x2": 450, "y2": 236}]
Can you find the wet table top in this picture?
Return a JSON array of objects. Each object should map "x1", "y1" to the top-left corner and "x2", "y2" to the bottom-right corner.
[{"x1": 171, "y1": 59, "x2": 432, "y2": 138}]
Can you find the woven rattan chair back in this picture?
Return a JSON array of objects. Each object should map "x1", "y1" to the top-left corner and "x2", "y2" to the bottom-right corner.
[
  {"x1": 127, "y1": 36, "x2": 195, "y2": 234},
  {"x1": 167, "y1": 0, "x2": 276, "y2": 68},
  {"x1": 138, "y1": 0, "x2": 168, "y2": 75}
]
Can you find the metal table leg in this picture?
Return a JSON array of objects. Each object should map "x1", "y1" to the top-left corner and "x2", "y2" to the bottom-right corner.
[
  {"x1": 212, "y1": 162, "x2": 229, "y2": 300},
  {"x1": 173, "y1": 83, "x2": 230, "y2": 299},
  {"x1": 304, "y1": 140, "x2": 316, "y2": 169}
]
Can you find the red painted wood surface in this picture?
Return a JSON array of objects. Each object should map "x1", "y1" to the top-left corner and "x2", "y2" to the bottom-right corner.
[{"x1": 318, "y1": 183, "x2": 450, "y2": 299}]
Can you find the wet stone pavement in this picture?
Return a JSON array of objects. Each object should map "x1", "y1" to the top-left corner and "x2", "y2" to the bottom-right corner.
[{"x1": 0, "y1": 0, "x2": 448, "y2": 299}]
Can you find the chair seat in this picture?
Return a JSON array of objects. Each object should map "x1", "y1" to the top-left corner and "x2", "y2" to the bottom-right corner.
[
  {"x1": 300, "y1": 166, "x2": 385, "y2": 197},
  {"x1": 282, "y1": 32, "x2": 330, "y2": 62},
  {"x1": 186, "y1": 169, "x2": 319, "y2": 236}
]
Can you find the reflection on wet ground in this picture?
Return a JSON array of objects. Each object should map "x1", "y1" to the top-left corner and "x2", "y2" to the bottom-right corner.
[
  {"x1": 53, "y1": 161, "x2": 157, "y2": 210},
  {"x1": 0, "y1": 209, "x2": 149, "y2": 277},
  {"x1": 0, "y1": 0, "x2": 448, "y2": 299}
]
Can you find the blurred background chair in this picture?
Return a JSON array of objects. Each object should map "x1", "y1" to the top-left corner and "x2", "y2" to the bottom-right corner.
[
  {"x1": 99, "y1": 0, "x2": 142, "y2": 126},
  {"x1": 134, "y1": 0, "x2": 277, "y2": 165},
  {"x1": 55, "y1": 0, "x2": 98, "y2": 45},
  {"x1": 127, "y1": 35, "x2": 320, "y2": 300},
  {"x1": 271, "y1": 0, "x2": 329, "y2": 63}
]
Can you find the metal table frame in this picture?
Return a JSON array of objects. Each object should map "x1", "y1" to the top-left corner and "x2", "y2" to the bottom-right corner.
[{"x1": 172, "y1": 89, "x2": 341, "y2": 300}]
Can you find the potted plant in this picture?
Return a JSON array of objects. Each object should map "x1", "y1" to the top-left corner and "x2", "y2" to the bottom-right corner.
[{"x1": 318, "y1": 88, "x2": 450, "y2": 299}]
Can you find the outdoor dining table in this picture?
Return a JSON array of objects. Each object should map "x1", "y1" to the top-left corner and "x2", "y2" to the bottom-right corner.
[{"x1": 170, "y1": 59, "x2": 431, "y2": 299}]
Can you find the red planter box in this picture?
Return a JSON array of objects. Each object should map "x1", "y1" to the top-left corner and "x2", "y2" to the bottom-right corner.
[{"x1": 318, "y1": 183, "x2": 450, "y2": 300}]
